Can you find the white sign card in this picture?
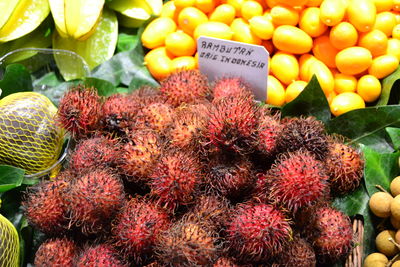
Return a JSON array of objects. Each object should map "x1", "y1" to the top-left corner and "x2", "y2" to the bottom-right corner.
[{"x1": 197, "y1": 36, "x2": 269, "y2": 102}]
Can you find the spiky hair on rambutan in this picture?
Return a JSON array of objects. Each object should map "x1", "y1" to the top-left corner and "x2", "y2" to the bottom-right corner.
[
  {"x1": 213, "y1": 257, "x2": 240, "y2": 267},
  {"x1": 56, "y1": 85, "x2": 102, "y2": 138},
  {"x1": 130, "y1": 85, "x2": 164, "y2": 106},
  {"x1": 272, "y1": 235, "x2": 316, "y2": 267},
  {"x1": 260, "y1": 149, "x2": 330, "y2": 214},
  {"x1": 135, "y1": 102, "x2": 175, "y2": 134},
  {"x1": 69, "y1": 136, "x2": 120, "y2": 173},
  {"x1": 324, "y1": 135, "x2": 364, "y2": 195},
  {"x1": 204, "y1": 93, "x2": 259, "y2": 155},
  {"x1": 206, "y1": 154, "x2": 255, "y2": 200},
  {"x1": 155, "y1": 215, "x2": 220, "y2": 266},
  {"x1": 23, "y1": 179, "x2": 69, "y2": 234},
  {"x1": 111, "y1": 196, "x2": 170, "y2": 263},
  {"x1": 118, "y1": 129, "x2": 162, "y2": 182},
  {"x1": 149, "y1": 149, "x2": 203, "y2": 212},
  {"x1": 64, "y1": 168, "x2": 125, "y2": 234},
  {"x1": 300, "y1": 205, "x2": 354, "y2": 263},
  {"x1": 99, "y1": 93, "x2": 141, "y2": 135},
  {"x1": 212, "y1": 76, "x2": 252, "y2": 100},
  {"x1": 160, "y1": 69, "x2": 211, "y2": 107},
  {"x1": 75, "y1": 243, "x2": 127, "y2": 267},
  {"x1": 256, "y1": 108, "x2": 283, "y2": 157},
  {"x1": 225, "y1": 202, "x2": 292, "y2": 263},
  {"x1": 34, "y1": 237, "x2": 78, "y2": 267},
  {"x1": 277, "y1": 116, "x2": 329, "y2": 160}
]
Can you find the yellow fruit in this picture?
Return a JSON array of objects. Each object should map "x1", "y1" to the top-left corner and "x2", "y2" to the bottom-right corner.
[
  {"x1": 299, "y1": 7, "x2": 328, "y2": 37},
  {"x1": 0, "y1": 202, "x2": 19, "y2": 267},
  {"x1": 249, "y1": 16, "x2": 275, "y2": 40},
  {"x1": 270, "y1": 5, "x2": 300, "y2": 26},
  {"x1": 330, "y1": 22, "x2": 358, "y2": 50},
  {"x1": 174, "y1": 0, "x2": 196, "y2": 9},
  {"x1": 171, "y1": 56, "x2": 197, "y2": 70},
  {"x1": 357, "y1": 74, "x2": 382, "y2": 102},
  {"x1": 178, "y1": 7, "x2": 208, "y2": 35},
  {"x1": 307, "y1": 59, "x2": 334, "y2": 96},
  {"x1": 266, "y1": 75, "x2": 286, "y2": 106},
  {"x1": 146, "y1": 53, "x2": 173, "y2": 80},
  {"x1": 273, "y1": 25, "x2": 313, "y2": 54},
  {"x1": 231, "y1": 18, "x2": 261, "y2": 44},
  {"x1": 144, "y1": 46, "x2": 174, "y2": 63},
  {"x1": 391, "y1": 176, "x2": 400, "y2": 196},
  {"x1": 387, "y1": 38, "x2": 400, "y2": 60},
  {"x1": 209, "y1": 4, "x2": 236, "y2": 24},
  {"x1": 373, "y1": 11, "x2": 397, "y2": 36},
  {"x1": 363, "y1": 253, "x2": 389, "y2": 267},
  {"x1": 227, "y1": 0, "x2": 246, "y2": 16},
  {"x1": 165, "y1": 30, "x2": 196, "y2": 56},
  {"x1": 194, "y1": 21, "x2": 233, "y2": 40},
  {"x1": 270, "y1": 52, "x2": 299, "y2": 85},
  {"x1": 285, "y1": 80, "x2": 307, "y2": 103},
  {"x1": 330, "y1": 92, "x2": 366, "y2": 116},
  {"x1": 312, "y1": 34, "x2": 339, "y2": 68},
  {"x1": 275, "y1": 0, "x2": 308, "y2": 6},
  {"x1": 262, "y1": 40, "x2": 275, "y2": 54},
  {"x1": 368, "y1": 54, "x2": 399, "y2": 78},
  {"x1": 320, "y1": 0, "x2": 347, "y2": 26},
  {"x1": 335, "y1": 47, "x2": 373, "y2": 75},
  {"x1": 376, "y1": 230, "x2": 399, "y2": 257},
  {"x1": 395, "y1": 0, "x2": 400, "y2": 10},
  {"x1": 393, "y1": 24, "x2": 400, "y2": 39},
  {"x1": 358, "y1": 29, "x2": 388, "y2": 57},
  {"x1": 299, "y1": 54, "x2": 318, "y2": 80},
  {"x1": 195, "y1": 0, "x2": 217, "y2": 13},
  {"x1": 334, "y1": 73, "x2": 357, "y2": 93},
  {"x1": 160, "y1": 1, "x2": 177, "y2": 18},
  {"x1": 326, "y1": 90, "x2": 337, "y2": 104},
  {"x1": 347, "y1": 0, "x2": 377, "y2": 32},
  {"x1": 141, "y1": 17, "x2": 177, "y2": 49},
  {"x1": 373, "y1": 0, "x2": 394, "y2": 12},
  {"x1": 266, "y1": 0, "x2": 279, "y2": 8},
  {"x1": 241, "y1": 1, "x2": 263, "y2": 20},
  {"x1": 306, "y1": 0, "x2": 323, "y2": 7}
]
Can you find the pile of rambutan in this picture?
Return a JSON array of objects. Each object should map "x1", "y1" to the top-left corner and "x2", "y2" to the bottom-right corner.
[{"x1": 24, "y1": 69, "x2": 364, "y2": 266}]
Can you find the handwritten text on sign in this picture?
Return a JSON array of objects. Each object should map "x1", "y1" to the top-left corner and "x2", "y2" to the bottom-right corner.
[{"x1": 197, "y1": 36, "x2": 269, "y2": 101}]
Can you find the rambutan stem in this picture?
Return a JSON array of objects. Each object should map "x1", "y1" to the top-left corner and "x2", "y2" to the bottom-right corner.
[
  {"x1": 388, "y1": 237, "x2": 400, "y2": 250},
  {"x1": 375, "y1": 184, "x2": 390, "y2": 195}
]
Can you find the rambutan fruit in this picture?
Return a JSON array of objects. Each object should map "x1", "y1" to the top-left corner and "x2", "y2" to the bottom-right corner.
[
  {"x1": 212, "y1": 76, "x2": 252, "y2": 100},
  {"x1": 325, "y1": 137, "x2": 364, "y2": 195},
  {"x1": 273, "y1": 236, "x2": 316, "y2": 267},
  {"x1": 75, "y1": 244, "x2": 127, "y2": 267},
  {"x1": 167, "y1": 108, "x2": 207, "y2": 149},
  {"x1": 213, "y1": 257, "x2": 240, "y2": 267},
  {"x1": 204, "y1": 94, "x2": 258, "y2": 155},
  {"x1": 262, "y1": 150, "x2": 330, "y2": 213},
  {"x1": 130, "y1": 85, "x2": 164, "y2": 106},
  {"x1": 65, "y1": 168, "x2": 125, "y2": 234},
  {"x1": 302, "y1": 205, "x2": 354, "y2": 263},
  {"x1": 100, "y1": 93, "x2": 141, "y2": 134},
  {"x1": 226, "y1": 202, "x2": 292, "y2": 262},
  {"x1": 156, "y1": 217, "x2": 219, "y2": 266},
  {"x1": 277, "y1": 116, "x2": 328, "y2": 160},
  {"x1": 135, "y1": 102, "x2": 175, "y2": 134},
  {"x1": 206, "y1": 155, "x2": 255, "y2": 199},
  {"x1": 56, "y1": 85, "x2": 102, "y2": 138},
  {"x1": 149, "y1": 149, "x2": 203, "y2": 212},
  {"x1": 69, "y1": 136, "x2": 119, "y2": 172},
  {"x1": 111, "y1": 197, "x2": 170, "y2": 262},
  {"x1": 118, "y1": 129, "x2": 162, "y2": 181},
  {"x1": 23, "y1": 179, "x2": 69, "y2": 234},
  {"x1": 160, "y1": 69, "x2": 210, "y2": 107},
  {"x1": 256, "y1": 109, "x2": 283, "y2": 157},
  {"x1": 34, "y1": 238, "x2": 78, "y2": 267}
]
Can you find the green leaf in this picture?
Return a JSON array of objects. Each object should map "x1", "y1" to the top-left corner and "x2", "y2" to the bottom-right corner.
[
  {"x1": 0, "y1": 165, "x2": 25, "y2": 193},
  {"x1": 0, "y1": 64, "x2": 33, "y2": 98},
  {"x1": 83, "y1": 77, "x2": 117, "y2": 97},
  {"x1": 377, "y1": 65, "x2": 400, "y2": 106},
  {"x1": 386, "y1": 127, "x2": 400, "y2": 150},
  {"x1": 281, "y1": 76, "x2": 331, "y2": 124},
  {"x1": 361, "y1": 145, "x2": 400, "y2": 196},
  {"x1": 117, "y1": 30, "x2": 140, "y2": 53},
  {"x1": 325, "y1": 105, "x2": 400, "y2": 153}
]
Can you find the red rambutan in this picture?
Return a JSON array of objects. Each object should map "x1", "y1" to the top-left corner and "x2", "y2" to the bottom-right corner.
[
  {"x1": 149, "y1": 149, "x2": 203, "y2": 212},
  {"x1": 75, "y1": 244, "x2": 127, "y2": 267},
  {"x1": 111, "y1": 197, "x2": 170, "y2": 262},
  {"x1": 256, "y1": 109, "x2": 283, "y2": 157},
  {"x1": 118, "y1": 129, "x2": 162, "y2": 181},
  {"x1": 130, "y1": 86, "x2": 164, "y2": 106},
  {"x1": 277, "y1": 116, "x2": 328, "y2": 160},
  {"x1": 135, "y1": 103, "x2": 175, "y2": 134},
  {"x1": 23, "y1": 179, "x2": 69, "y2": 234},
  {"x1": 65, "y1": 168, "x2": 125, "y2": 234},
  {"x1": 205, "y1": 94, "x2": 258, "y2": 155},
  {"x1": 212, "y1": 77, "x2": 252, "y2": 100},
  {"x1": 213, "y1": 257, "x2": 240, "y2": 267},
  {"x1": 69, "y1": 136, "x2": 119, "y2": 172},
  {"x1": 56, "y1": 85, "x2": 102, "y2": 138},
  {"x1": 226, "y1": 203, "x2": 292, "y2": 262},
  {"x1": 34, "y1": 238, "x2": 78, "y2": 267},
  {"x1": 160, "y1": 69, "x2": 210, "y2": 107},
  {"x1": 262, "y1": 150, "x2": 330, "y2": 213},
  {"x1": 325, "y1": 137, "x2": 364, "y2": 195},
  {"x1": 273, "y1": 236, "x2": 316, "y2": 267}
]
